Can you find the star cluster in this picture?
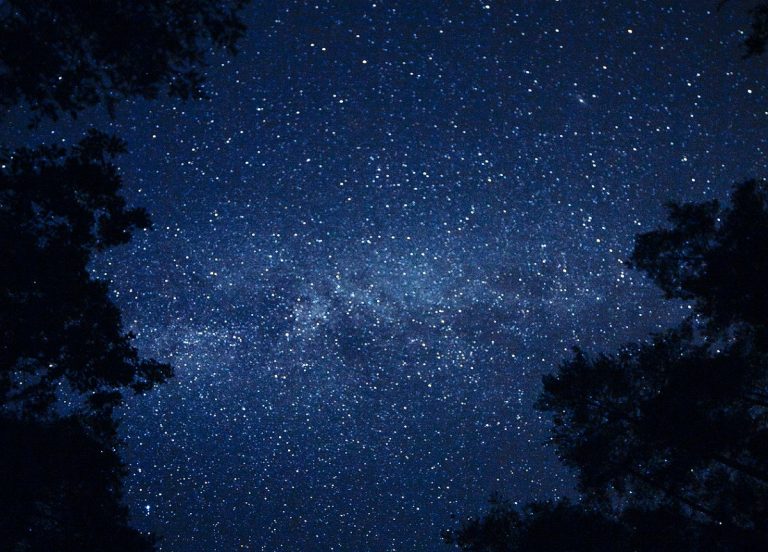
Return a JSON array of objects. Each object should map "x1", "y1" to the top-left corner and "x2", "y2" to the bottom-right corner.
[{"x1": 16, "y1": 1, "x2": 768, "y2": 550}]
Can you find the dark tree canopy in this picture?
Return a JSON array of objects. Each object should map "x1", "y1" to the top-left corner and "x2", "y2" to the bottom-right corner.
[
  {"x1": 445, "y1": 498, "x2": 762, "y2": 552},
  {"x1": 0, "y1": 0, "x2": 249, "y2": 124},
  {"x1": 1, "y1": 1, "x2": 251, "y2": 549},
  {"x1": 450, "y1": 3, "x2": 768, "y2": 551},
  {"x1": 0, "y1": 416, "x2": 155, "y2": 552},
  {"x1": 447, "y1": 181, "x2": 768, "y2": 550},
  {"x1": 0, "y1": 131, "x2": 172, "y2": 419},
  {"x1": 0, "y1": 134, "x2": 171, "y2": 548},
  {"x1": 443, "y1": 498, "x2": 630, "y2": 552},
  {"x1": 746, "y1": 3, "x2": 768, "y2": 55},
  {"x1": 718, "y1": 1, "x2": 768, "y2": 56},
  {"x1": 630, "y1": 180, "x2": 768, "y2": 335},
  {"x1": 538, "y1": 181, "x2": 768, "y2": 529},
  {"x1": 538, "y1": 328, "x2": 768, "y2": 527}
]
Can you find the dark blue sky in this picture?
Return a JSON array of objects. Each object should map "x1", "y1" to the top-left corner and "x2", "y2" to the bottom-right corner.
[{"x1": 12, "y1": 1, "x2": 768, "y2": 550}]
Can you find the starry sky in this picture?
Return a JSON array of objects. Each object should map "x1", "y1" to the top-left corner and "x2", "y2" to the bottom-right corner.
[{"x1": 8, "y1": 1, "x2": 768, "y2": 550}]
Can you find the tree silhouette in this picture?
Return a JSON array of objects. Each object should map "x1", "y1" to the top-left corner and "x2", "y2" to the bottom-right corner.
[
  {"x1": 0, "y1": 132, "x2": 172, "y2": 550},
  {"x1": 0, "y1": 0, "x2": 249, "y2": 124},
  {"x1": 445, "y1": 1, "x2": 768, "y2": 545},
  {"x1": 446, "y1": 498, "x2": 764, "y2": 552},
  {"x1": 1, "y1": 2, "x2": 251, "y2": 548},
  {"x1": 746, "y1": 3, "x2": 768, "y2": 55},
  {"x1": 446, "y1": 182, "x2": 768, "y2": 550},
  {"x1": 631, "y1": 180, "x2": 768, "y2": 334},
  {"x1": 443, "y1": 497, "x2": 645, "y2": 552},
  {"x1": 719, "y1": 0, "x2": 768, "y2": 57},
  {"x1": 0, "y1": 131, "x2": 172, "y2": 419},
  {"x1": 0, "y1": 416, "x2": 156, "y2": 552}
]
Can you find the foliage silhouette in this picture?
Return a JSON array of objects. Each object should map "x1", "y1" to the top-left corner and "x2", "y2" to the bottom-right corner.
[
  {"x1": 443, "y1": 497, "x2": 628, "y2": 552},
  {"x1": 0, "y1": 131, "x2": 172, "y2": 419},
  {"x1": 445, "y1": 4, "x2": 768, "y2": 543},
  {"x1": 0, "y1": 0, "x2": 249, "y2": 124},
  {"x1": 719, "y1": 0, "x2": 768, "y2": 57},
  {"x1": 0, "y1": 1, "x2": 250, "y2": 548},
  {"x1": 0, "y1": 415, "x2": 155, "y2": 552},
  {"x1": 630, "y1": 179, "x2": 768, "y2": 336},
  {"x1": 445, "y1": 497, "x2": 763, "y2": 552},
  {"x1": 446, "y1": 181, "x2": 768, "y2": 550},
  {"x1": 0, "y1": 133, "x2": 172, "y2": 550}
]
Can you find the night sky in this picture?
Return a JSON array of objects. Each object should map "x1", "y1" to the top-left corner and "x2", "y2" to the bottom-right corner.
[{"x1": 8, "y1": 1, "x2": 768, "y2": 550}]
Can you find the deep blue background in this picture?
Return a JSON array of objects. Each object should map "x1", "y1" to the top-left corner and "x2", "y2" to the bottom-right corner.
[{"x1": 7, "y1": 1, "x2": 768, "y2": 550}]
